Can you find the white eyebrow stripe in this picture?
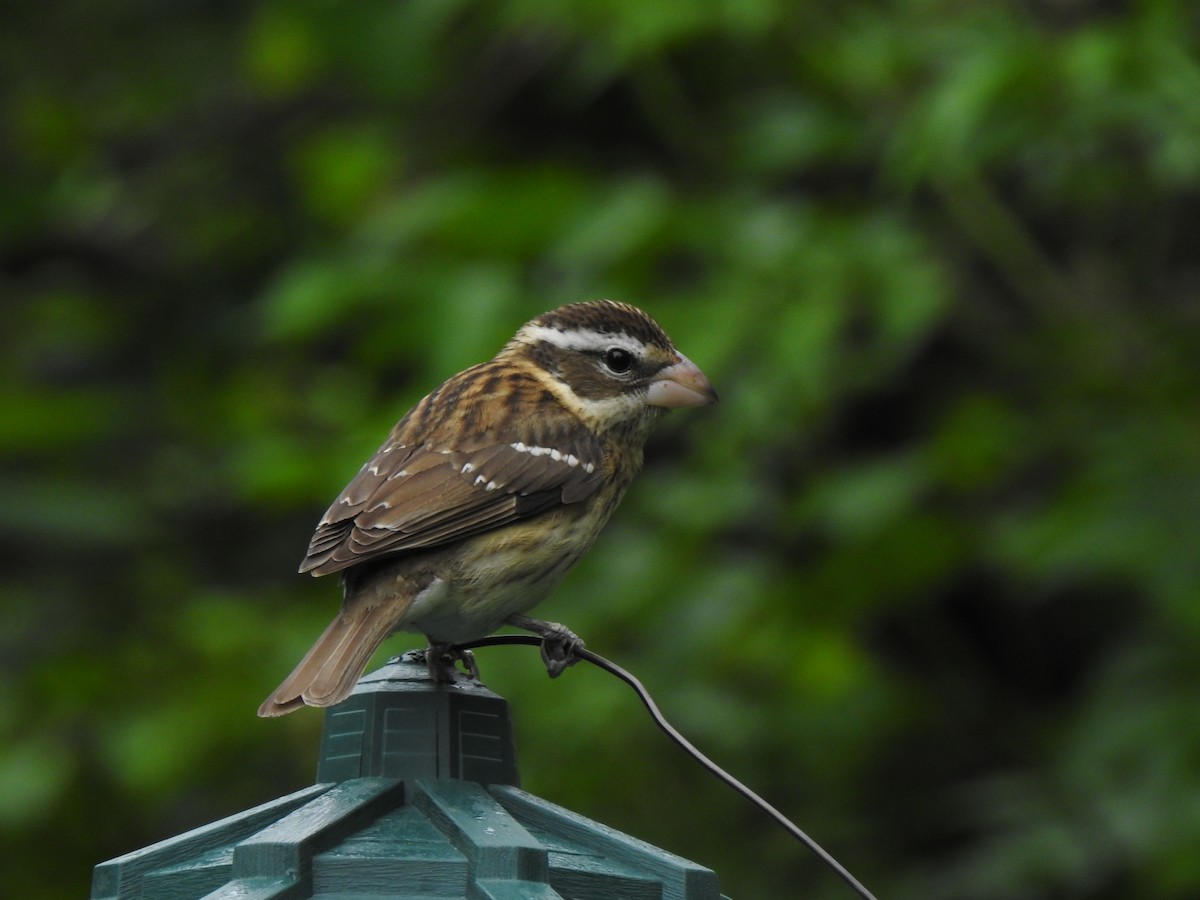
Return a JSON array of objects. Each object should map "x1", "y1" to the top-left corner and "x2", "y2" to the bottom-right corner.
[{"x1": 519, "y1": 324, "x2": 644, "y2": 357}]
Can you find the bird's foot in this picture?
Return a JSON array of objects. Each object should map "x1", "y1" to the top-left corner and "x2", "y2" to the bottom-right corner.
[
  {"x1": 425, "y1": 644, "x2": 480, "y2": 682},
  {"x1": 505, "y1": 614, "x2": 585, "y2": 678}
]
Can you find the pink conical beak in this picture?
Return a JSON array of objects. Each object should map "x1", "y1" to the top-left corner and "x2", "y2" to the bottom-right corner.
[{"x1": 646, "y1": 353, "x2": 718, "y2": 409}]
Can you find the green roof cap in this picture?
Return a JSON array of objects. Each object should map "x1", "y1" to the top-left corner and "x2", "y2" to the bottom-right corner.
[{"x1": 92, "y1": 651, "x2": 727, "y2": 899}]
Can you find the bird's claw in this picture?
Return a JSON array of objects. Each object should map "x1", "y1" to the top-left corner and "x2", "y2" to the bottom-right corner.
[
  {"x1": 426, "y1": 645, "x2": 479, "y2": 682},
  {"x1": 505, "y1": 614, "x2": 585, "y2": 678},
  {"x1": 538, "y1": 621, "x2": 585, "y2": 678}
]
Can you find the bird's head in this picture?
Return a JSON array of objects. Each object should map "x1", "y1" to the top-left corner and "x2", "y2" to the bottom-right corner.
[{"x1": 506, "y1": 300, "x2": 718, "y2": 436}]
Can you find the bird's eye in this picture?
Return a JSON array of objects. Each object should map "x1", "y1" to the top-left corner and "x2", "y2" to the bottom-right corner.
[{"x1": 602, "y1": 347, "x2": 635, "y2": 374}]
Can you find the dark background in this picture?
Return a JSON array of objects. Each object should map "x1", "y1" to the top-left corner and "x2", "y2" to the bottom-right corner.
[{"x1": 4, "y1": 2, "x2": 1200, "y2": 898}]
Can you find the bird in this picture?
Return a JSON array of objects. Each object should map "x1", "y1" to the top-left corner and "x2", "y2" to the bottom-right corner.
[{"x1": 258, "y1": 300, "x2": 717, "y2": 716}]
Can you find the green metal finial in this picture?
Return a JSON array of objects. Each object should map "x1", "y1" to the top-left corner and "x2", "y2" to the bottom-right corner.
[
  {"x1": 316, "y1": 651, "x2": 519, "y2": 791},
  {"x1": 91, "y1": 651, "x2": 726, "y2": 899}
]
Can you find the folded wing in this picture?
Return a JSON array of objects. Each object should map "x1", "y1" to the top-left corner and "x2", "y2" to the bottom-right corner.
[{"x1": 300, "y1": 433, "x2": 605, "y2": 576}]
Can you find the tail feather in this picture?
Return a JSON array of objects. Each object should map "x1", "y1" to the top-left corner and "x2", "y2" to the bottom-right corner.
[{"x1": 258, "y1": 602, "x2": 401, "y2": 717}]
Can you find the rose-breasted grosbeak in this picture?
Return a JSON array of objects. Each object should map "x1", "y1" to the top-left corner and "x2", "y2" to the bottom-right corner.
[{"x1": 258, "y1": 300, "x2": 716, "y2": 716}]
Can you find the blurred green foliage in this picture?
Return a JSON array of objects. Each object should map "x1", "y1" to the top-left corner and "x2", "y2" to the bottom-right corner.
[{"x1": 3, "y1": 2, "x2": 1200, "y2": 898}]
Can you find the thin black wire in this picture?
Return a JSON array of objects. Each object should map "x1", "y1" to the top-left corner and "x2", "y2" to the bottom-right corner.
[{"x1": 455, "y1": 634, "x2": 879, "y2": 900}]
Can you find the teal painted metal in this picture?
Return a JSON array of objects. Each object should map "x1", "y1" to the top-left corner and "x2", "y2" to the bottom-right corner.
[
  {"x1": 92, "y1": 652, "x2": 728, "y2": 899},
  {"x1": 316, "y1": 652, "x2": 519, "y2": 791},
  {"x1": 90, "y1": 785, "x2": 331, "y2": 900}
]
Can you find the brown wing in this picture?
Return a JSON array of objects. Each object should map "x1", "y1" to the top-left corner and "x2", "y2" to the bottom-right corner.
[{"x1": 299, "y1": 368, "x2": 606, "y2": 576}]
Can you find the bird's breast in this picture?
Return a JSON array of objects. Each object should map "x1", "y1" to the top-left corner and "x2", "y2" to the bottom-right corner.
[{"x1": 392, "y1": 495, "x2": 621, "y2": 644}]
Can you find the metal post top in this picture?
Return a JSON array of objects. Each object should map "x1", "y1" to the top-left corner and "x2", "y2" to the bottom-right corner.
[
  {"x1": 316, "y1": 650, "x2": 520, "y2": 788},
  {"x1": 351, "y1": 649, "x2": 501, "y2": 696},
  {"x1": 90, "y1": 650, "x2": 727, "y2": 900}
]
